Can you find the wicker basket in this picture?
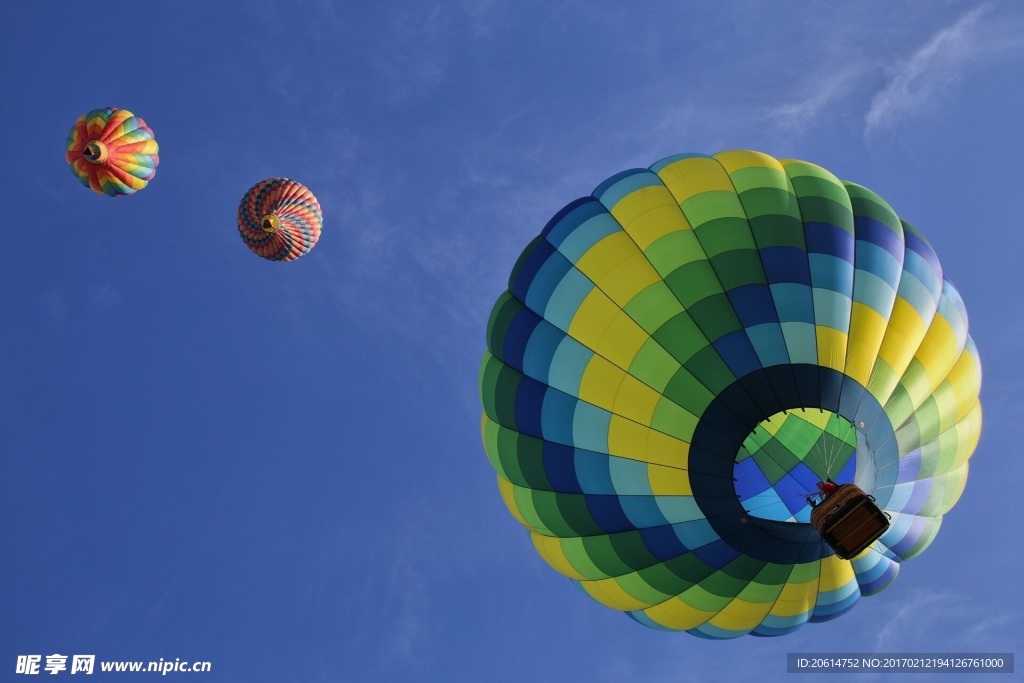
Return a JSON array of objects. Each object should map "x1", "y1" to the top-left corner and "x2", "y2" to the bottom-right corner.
[{"x1": 810, "y1": 483, "x2": 890, "y2": 560}]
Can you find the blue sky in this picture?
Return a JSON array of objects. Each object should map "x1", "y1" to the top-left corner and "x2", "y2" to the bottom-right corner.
[{"x1": 3, "y1": 1, "x2": 1022, "y2": 680}]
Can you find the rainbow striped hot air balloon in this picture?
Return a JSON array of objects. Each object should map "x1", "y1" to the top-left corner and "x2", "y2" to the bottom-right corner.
[
  {"x1": 237, "y1": 178, "x2": 322, "y2": 262},
  {"x1": 480, "y1": 150, "x2": 981, "y2": 638},
  {"x1": 66, "y1": 107, "x2": 159, "y2": 197}
]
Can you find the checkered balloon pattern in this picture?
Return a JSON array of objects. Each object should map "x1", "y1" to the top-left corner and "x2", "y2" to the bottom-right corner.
[
  {"x1": 480, "y1": 150, "x2": 981, "y2": 638},
  {"x1": 237, "y1": 178, "x2": 322, "y2": 262}
]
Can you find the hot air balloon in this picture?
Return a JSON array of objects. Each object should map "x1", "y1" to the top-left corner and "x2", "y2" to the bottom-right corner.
[
  {"x1": 479, "y1": 150, "x2": 981, "y2": 638},
  {"x1": 66, "y1": 107, "x2": 159, "y2": 196},
  {"x1": 237, "y1": 178, "x2": 322, "y2": 262}
]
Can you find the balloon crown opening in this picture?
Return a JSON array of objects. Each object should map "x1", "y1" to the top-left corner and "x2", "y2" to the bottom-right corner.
[
  {"x1": 83, "y1": 141, "x2": 108, "y2": 164},
  {"x1": 261, "y1": 214, "x2": 281, "y2": 234}
]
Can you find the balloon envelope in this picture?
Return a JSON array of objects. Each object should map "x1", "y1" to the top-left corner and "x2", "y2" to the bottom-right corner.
[
  {"x1": 237, "y1": 178, "x2": 322, "y2": 262},
  {"x1": 480, "y1": 150, "x2": 981, "y2": 638},
  {"x1": 66, "y1": 107, "x2": 159, "y2": 196}
]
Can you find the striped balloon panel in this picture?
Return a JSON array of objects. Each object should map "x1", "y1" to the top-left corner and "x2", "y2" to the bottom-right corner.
[
  {"x1": 480, "y1": 150, "x2": 981, "y2": 638},
  {"x1": 65, "y1": 107, "x2": 159, "y2": 197},
  {"x1": 237, "y1": 178, "x2": 323, "y2": 262}
]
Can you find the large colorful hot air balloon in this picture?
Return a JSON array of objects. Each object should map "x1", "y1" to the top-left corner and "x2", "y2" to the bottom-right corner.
[
  {"x1": 480, "y1": 150, "x2": 981, "y2": 638},
  {"x1": 66, "y1": 107, "x2": 159, "y2": 196},
  {"x1": 237, "y1": 178, "x2": 322, "y2": 262}
]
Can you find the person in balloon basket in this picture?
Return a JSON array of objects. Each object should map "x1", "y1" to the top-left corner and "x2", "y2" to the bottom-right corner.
[{"x1": 806, "y1": 478, "x2": 838, "y2": 508}]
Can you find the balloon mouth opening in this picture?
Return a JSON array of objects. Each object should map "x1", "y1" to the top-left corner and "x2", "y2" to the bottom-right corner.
[
  {"x1": 261, "y1": 214, "x2": 281, "y2": 233},
  {"x1": 733, "y1": 409, "x2": 858, "y2": 523},
  {"x1": 83, "y1": 141, "x2": 108, "y2": 164}
]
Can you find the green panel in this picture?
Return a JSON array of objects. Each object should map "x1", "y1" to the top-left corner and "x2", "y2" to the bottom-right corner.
[
  {"x1": 712, "y1": 250, "x2": 768, "y2": 289},
  {"x1": 653, "y1": 310, "x2": 710, "y2": 363},
  {"x1": 748, "y1": 214, "x2": 806, "y2": 249},
  {"x1": 581, "y1": 533, "x2": 639, "y2": 576},
  {"x1": 662, "y1": 366, "x2": 717, "y2": 417},
  {"x1": 664, "y1": 260, "x2": 723, "y2": 309},
  {"x1": 651, "y1": 398, "x2": 700, "y2": 442},
  {"x1": 684, "y1": 345, "x2": 737, "y2": 396},
  {"x1": 645, "y1": 230, "x2": 707, "y2": 274},
  {"x1": 694, "y1": 216, "x2": 756, "y2": 257},
  {"x1": 627, "y1": 339, "x2": 679, "y2": 393},
  {"x1": 608, "y1": 530, "x2": 661, "y2": 570},
  {"x1": 680, "y1": 584, "x2": 736, "y2": 611},
  {"x1": 615, "y1": 571, "x2": 675, "y2": 603},
  {"x1": 788, "y1": 560, "x2": 821, "y2": 584},
  {"x1": 787, "y1": 173, "x2": 851, "y2": 208},
  {"x1": 796, "y1": 195, "x2": 854, "y2": 232},
  {"x1": 728, "y1": 166, "x2": 791, "y2": 194},
  {"x1": 694, "y1": 567, "x2": 750, "y2": 599},
  {"x1": 486, "y1": 291, "x2": 520, "y2": 356},
  {"x1": 514, "y1": 431, "x2": 552, "y2": 490},
  {"x1": 681, "y1": 190, "x2": 747, "y2": 227},
  {"x1": 687, "y1": 294, "x2": 743, "y2": 341},
  {"x1": 624, "y1": 281, "x2": 682, "y2": 332},
  {"x1": 736, "y1": 187, "x2": 800, "y2": 220}
]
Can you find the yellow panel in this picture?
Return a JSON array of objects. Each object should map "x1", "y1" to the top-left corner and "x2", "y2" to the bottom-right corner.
[
  {"x1": 612, "y1": 374, "x2": 661, "y2": 424},
  {"x1": 575, "y1": 231, "x2": 638, "y2": 284},
  {"x1": 946, "y1": 350, "x2": 982, "y2": 420},
  {"x1": 595, "y1": 311, "x2": 649, "y2": 369},
  {"x1": 715, "y1": 149, "x2": 782, "y2": 173},
  {"x1": 951, "y1": 404, "x2": 982, "y2": 469},
  {"x1": 607, "y1": 416, "x2": 650, "y2": 461},
  {"x1": 913, "y1": 316, "x2": 961, "y2": 391},
  {"x1": 707, "y1": 597, "x2": 773, "y2": 631},
  {"x1": 642, "y1": 596, "x2": 717, "y2": 631},
  {"x1": 579, "y1": 577, "x2": 652, "y2": 611},
  {"x1": 578, "y1": 356, "x2": 625, "y2": 409},
  {"x1": 817, "y1": 554, "x2": 856, "y2": 594},
  {"x1": 815, "y1": 326, "x2": 848, "y2": 373},
  {"x1": 497, "y1": 476, "x2": 531, "y2": 528},
  {"x1": 656, "y1": 157, "x2": 735, "y2": 205},
  {"x1": 768, "y1": 576, "x2": 818, "y2": 618},
  {"x1": 531, "y1": 533, "x2": 589, "y2": 580},
  {"x1": 877, "y1": 298, "x2": 927, "y2": 378},
  {"x1": 647, "y1": 462, "x2": 692, "y2": 496},
  {"x1": 568, "y1": 289, "x2": 620, "y2": 349},
  {"x1": 845, "y1": 303, "x2": 888, "y2": 384},
  {"x1": 646, "y1": 429, "x2": 690, "y2": 469},
  {"x1": 597, "y1": 252, "x2": 663, "y2": 304},
  {"x1": 611, "y1": 187, "x2": 692, "y2": 249}
]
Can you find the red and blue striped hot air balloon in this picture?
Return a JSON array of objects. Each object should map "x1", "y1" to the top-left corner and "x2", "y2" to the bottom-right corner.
[
  {"x1": 66, "y1": 107, "x2": 159, "y2": 197},
  {"x1": 237, "y1": 178, "x2": 322, "y2": 262}
]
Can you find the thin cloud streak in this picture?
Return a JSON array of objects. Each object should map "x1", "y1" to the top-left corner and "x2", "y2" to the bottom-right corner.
[{"x1": 865, "y1": 4, "x2": 1019, "y2": 135}]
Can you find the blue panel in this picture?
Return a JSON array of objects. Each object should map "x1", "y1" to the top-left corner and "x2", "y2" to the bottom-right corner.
[
  {"x1": 812, "y1": 288, "x2": 852, "y2": 331},
  {"x1": 501, "y1": 306, "x2": 542, "y2": 371},
  {"x1": 546, "y1": 337, "x2": 591, "y2": 395},
  {"x1": 809, "y1": 253, "x2": 854, "y2": 293},
  {"x1": 746, "y1": 323, "x2": 792, "y2": 368},
  {"x1": 521, "y1": 319, "x2": 564, "y2": 383},
  {"x1": 541, "y1": 389, "x2": 578, "y2": 445},
  {"x1": 620, "y1": 495, "x2": 670, "y2": 529},
  {"x1": 557, "y1": 213, "x2": 621, "y2": 263},
  {"x1": 855, "y1": 241, "x2": 902, "y2": 286},
  {"x1": 729, "y1": 284, "x2": 779, "y2": 326},
  {"x1": 760, "y1": 246, "x2": 811, "y2": 286},
  {"x1": 510, "y1": 237, "x2": 556, "y2": 302},
  {"x1": 805, "y1": 221, "x2": 855, "y2": 261},
  {"x1": 771, "y1": 283, "x2": 815, "y2": 323},
  {"x1": 541, "y1": 197, "x2": 604, "y2": 242},
  {"x1": 854, "y1": 216, "x2": 903, "y2": 258},
  {"x1": 852, "y1": 270, "x2": 896, "y2": 315},
  {"x1": 571, "y1": 402, "x2": 611, "y2": 453},
  {"x1": 541, "y1": 442, "x2": 582, "y2": 493},
  {"x1": 513, "y1": 376, "x2": 547, "y2": 438},
  {"x1": 585, "y1": 494, "x2": 635, "y2": 534},
  {"x1": 541, "y1": 268, "x2": 593, "y2": 331},
  {"x1": 594, "y1": 169, "x2": 664, "y2": 209},
  {"x1": 639, "y1": 524, "x2": 688, "y2": 561},
  {"x1": 574, "y1": 449, "x2": 614, "y2": 494},
  {"x1": 608, "y1": 457, "x2": 654, "y2": 495},
  {"x1": 713, "y1": 330, "x2": 764, "y2": 378}
]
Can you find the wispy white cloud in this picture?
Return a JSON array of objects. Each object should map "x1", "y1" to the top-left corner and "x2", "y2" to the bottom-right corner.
[
  {"x1": 865, "y1": 4, "x2": 1021, "y2": 135},
  {"x1": 763, "y1": 65, "x2": 866, "y2": 139}
]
